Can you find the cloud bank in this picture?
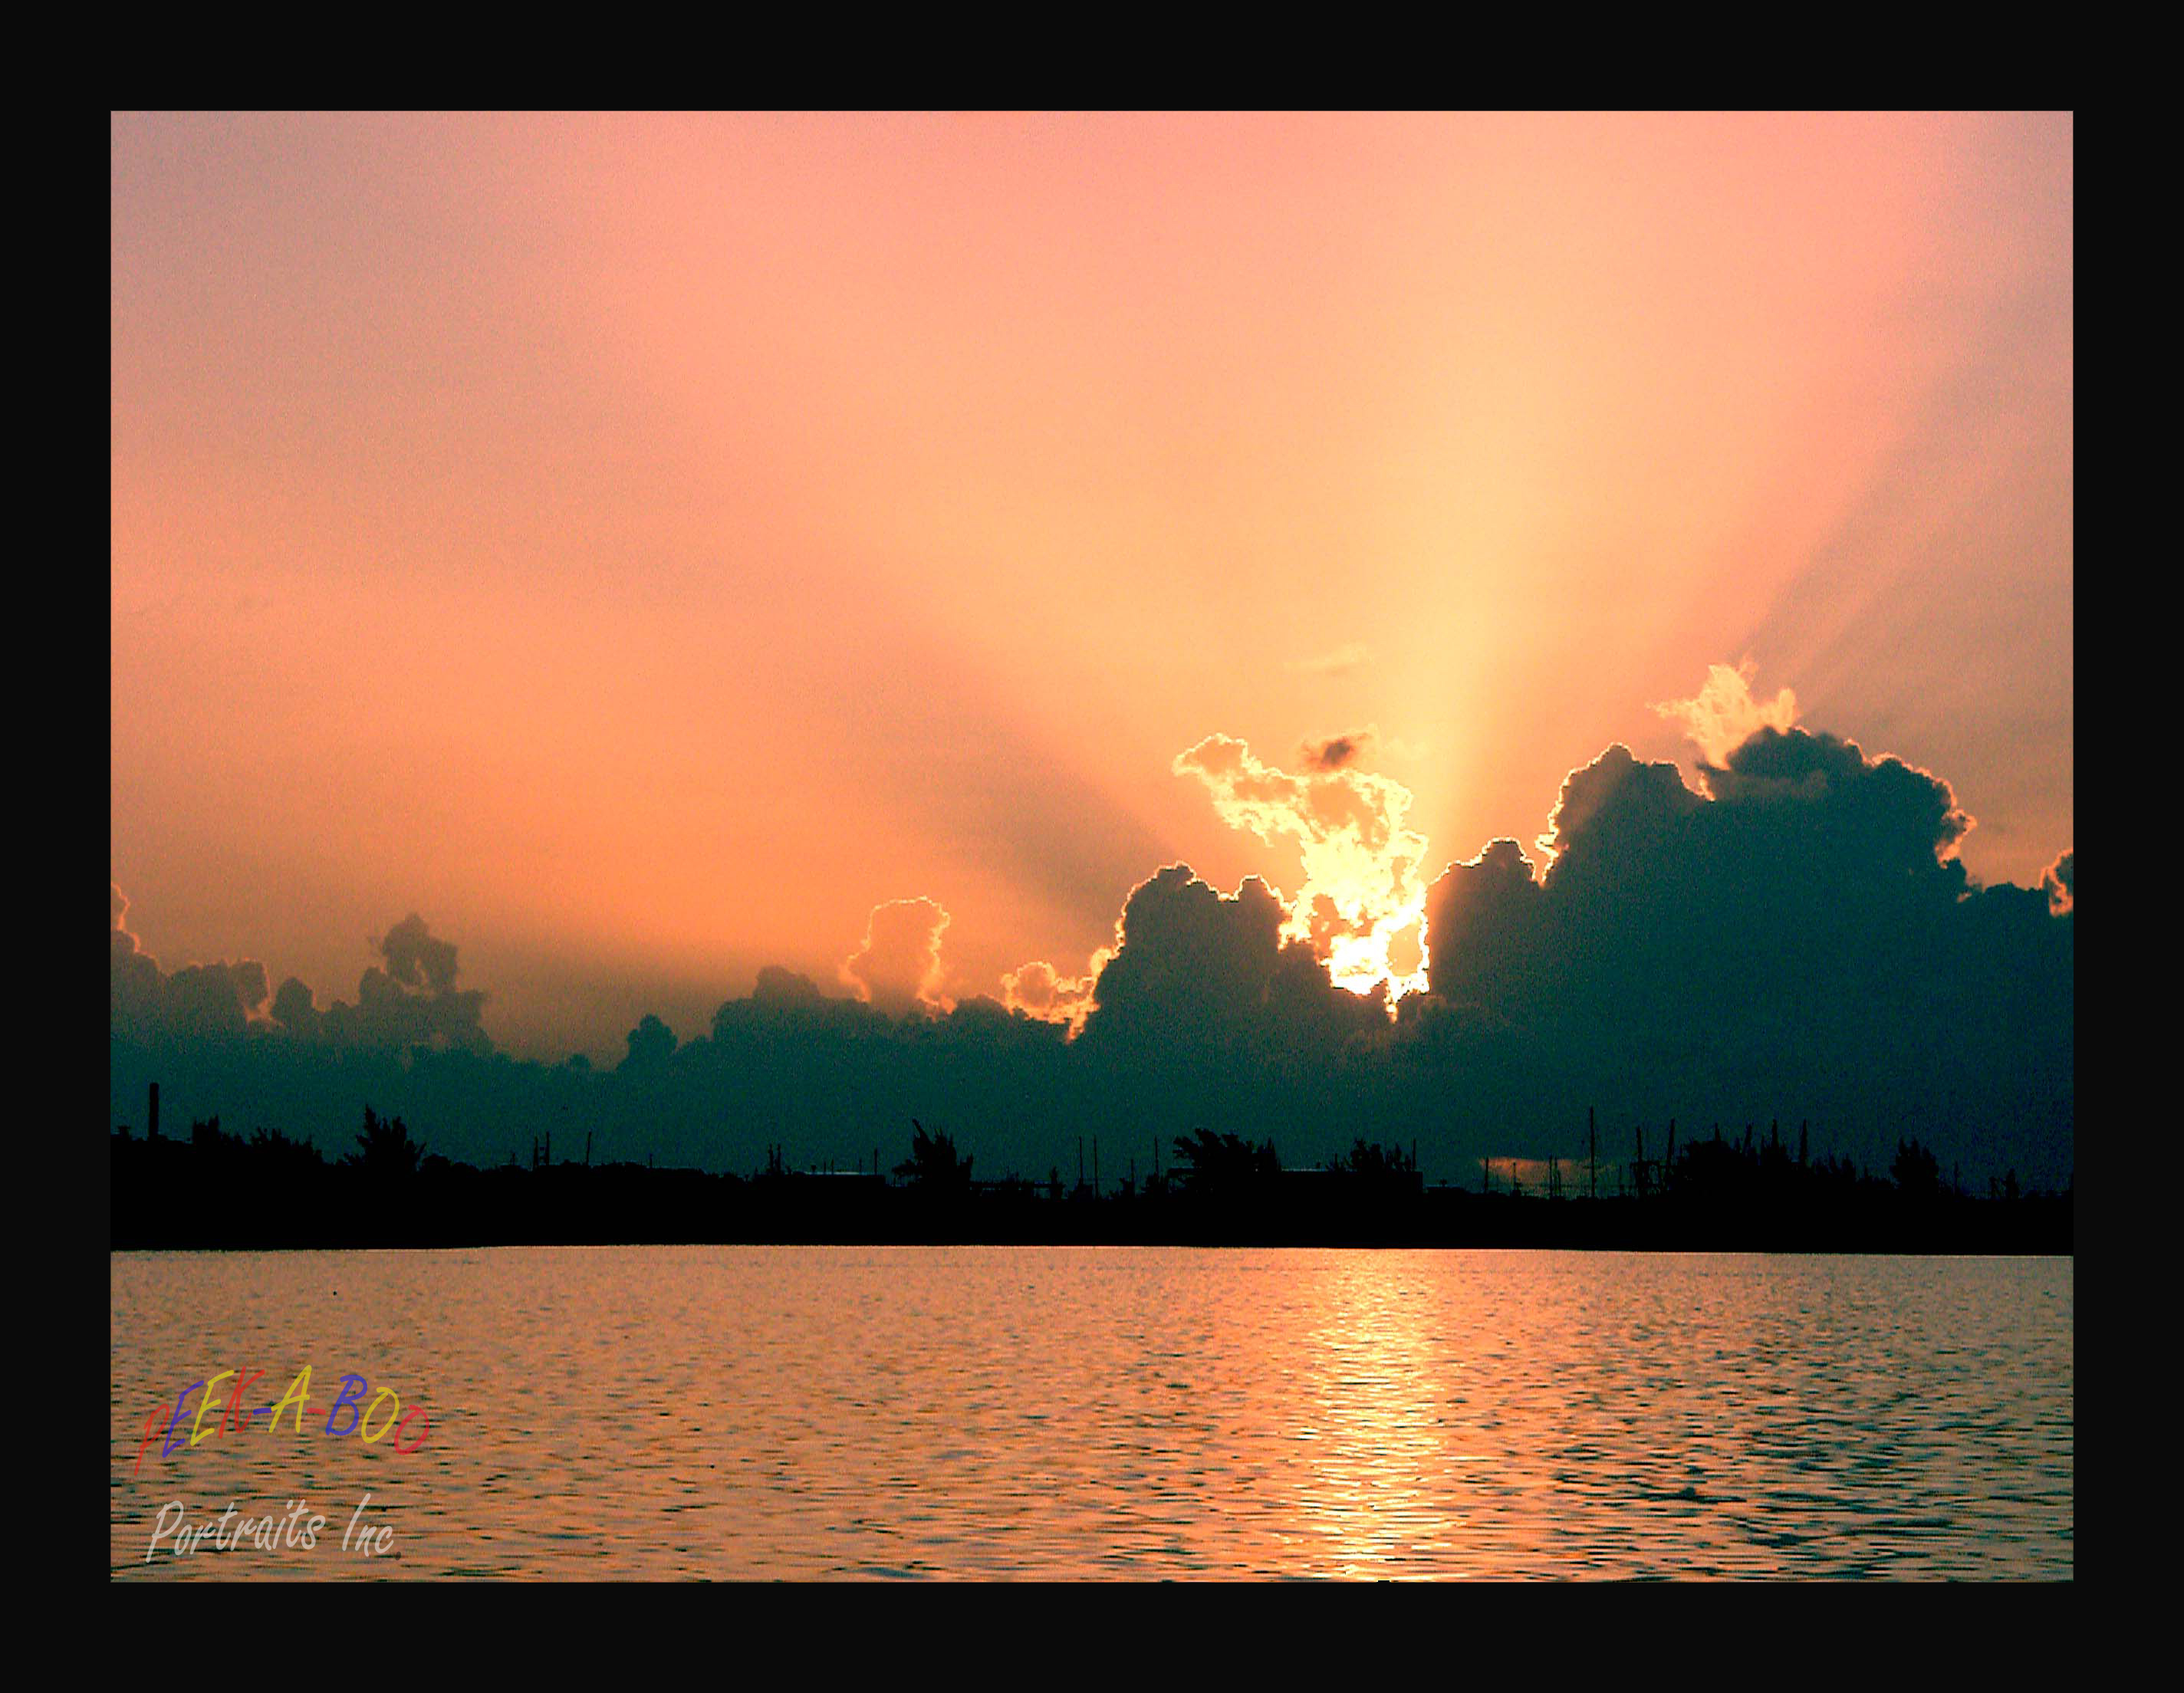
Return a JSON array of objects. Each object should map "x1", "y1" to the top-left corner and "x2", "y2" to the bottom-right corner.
[{"x1": 110, "y1": 669, "x2": 2074, "y2": 1190}]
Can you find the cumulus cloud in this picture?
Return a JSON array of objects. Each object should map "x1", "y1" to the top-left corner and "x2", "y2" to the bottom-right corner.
[
  {"x1": 1533, "y1": 741, "x2": 1702, "y2": 869},
  {"x1": 2042, "y1": 848, "x2": 2074, "y2": 915},
  {"x1": 841, "y1": 896, "x2": 953, "y2": 1017},
  {"x1": 379, "y1": 912, "x2": 460, "y2": 994},
  {"x1": 999, "y1": 957, "x2": 1103, "y2": 1034},
  {"x1": 324, "y1": 914, "x2": 492, "y2": 1053},
  {"x1": 1416, "y1": 838, "x2": 1550, "y2": 1013},
  {"x1": 109, "y1": 881, "x2": 273, "y2": 1044},
  {"x1": 111, "y1": 883, "x2": 162, "y2": 1032},
  {"x1": 621, "y1": 1012, "x2": 677, "y2": 1071},
  {"x1": 271, "y1": 975, "x2": 321, "y2": 1040},
  {"x1": 1429, "y1": 723, "x2": 2063, "y2": 1156},
  {"x1": 1652, "y1": 659, "x2": 1799, "y2": 768},
  {"x1": 1078, "y1": 865, "x2": 1387, "y2": 1060},
  {"x1": 1405, "y1": 730, "x2": 2061, "y2": 1195},
  {"x1": 110, "y1": 892, "x2": 489, "y2": 1056},
  {"x1": 753, "y1": 964, "x2": 827, "y2": 1008},
  {"x1": 1174, "y1": 734, "x2": 1432, "y2": 998}
]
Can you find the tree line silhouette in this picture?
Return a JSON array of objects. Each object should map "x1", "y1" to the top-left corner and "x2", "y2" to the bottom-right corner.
[{"x1": 108, "y1": 1088, "x2": 2069, "y2": 1253}]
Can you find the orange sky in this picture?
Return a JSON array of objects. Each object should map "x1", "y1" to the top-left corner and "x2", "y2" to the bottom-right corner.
[{"x1": 111, "y1": 112, "x2": 2073, "y2": 1060}]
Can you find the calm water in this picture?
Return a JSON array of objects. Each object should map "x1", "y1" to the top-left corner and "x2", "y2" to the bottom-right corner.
[{"x1": 110, "y1": 1246, "x2": 2071, "y2": 1579}]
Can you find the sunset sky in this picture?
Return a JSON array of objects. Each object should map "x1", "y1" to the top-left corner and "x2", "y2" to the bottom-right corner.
[{"x1": 111, "y1": 111, "x2": 2073, "y2": 1063}]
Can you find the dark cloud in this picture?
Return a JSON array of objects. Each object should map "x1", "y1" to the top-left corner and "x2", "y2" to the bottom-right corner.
[
  {"x1": 1082, "y1": 866, "x2": 1284, "y2": 1045},
  {"x1": 379, "y1": 912, "x2": 461, "y2": 994},
  {"x1": 620, "y1": 1012, "x2": 677, "y2": 1072},
  {"x1": 753, "y1": 964, "x2": 827, "y2": 1008},
  {"x1": 1075, "y1": 865, "x2": 1386, "y2": 1058},
  {"x1": 1422, "y1": 728, "x2": 2071, "y2": 1178},
  {"x1": 1300, "y1": 728, "x2": 1374, "y2": 771},
  {"x1": 108, "y1": 882, "x2": 272, "y2": 1045},
  {"x1": 271, "y1": 976, "x2": 321, "y2": 1040},
  {"x1": 329, "y1": 915, "x2": 491, "y2": 1054},
  {"x1": 110, "y1": 889, "x2": 486, "y2": 1058}
]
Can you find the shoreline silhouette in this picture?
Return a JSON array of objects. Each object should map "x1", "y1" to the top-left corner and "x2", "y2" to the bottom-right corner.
[{"x1": 108, "y1": 1100, "x2": 2071, "y2": 1256}]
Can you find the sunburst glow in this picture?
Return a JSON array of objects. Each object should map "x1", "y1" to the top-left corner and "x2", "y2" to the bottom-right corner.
[{"x1": 1174, "y1": 734, "x2": 1432, "y2": 1001}]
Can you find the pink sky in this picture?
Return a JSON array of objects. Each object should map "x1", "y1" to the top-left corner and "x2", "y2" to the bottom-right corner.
[{"x1": 111, "y1": 112, "x2": 2072, "y2": 1059}]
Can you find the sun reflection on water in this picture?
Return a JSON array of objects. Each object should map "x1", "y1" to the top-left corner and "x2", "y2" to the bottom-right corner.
[{"x1": 111, "y1": 1246, "x2": 2071, "y2": 1579}]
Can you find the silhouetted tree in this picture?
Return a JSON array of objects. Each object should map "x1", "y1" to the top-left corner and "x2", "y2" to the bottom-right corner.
[
  {"x1": 1330, "y1": 1139, "x2": 1417, "y2": 1185},
  {"x1": 1169, "y1": 1129, "x2": 1278, "y2": 1195},
  {"x1": 1890, "y1": 1136, "x2": 1941, "y2": 1201},
  {"x1": 347, "y1": 1105, "x2": 425, "y2": 1180},
  {"x1": 894, "y1": 1119, "x2": 972, "y2": 1191}
]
